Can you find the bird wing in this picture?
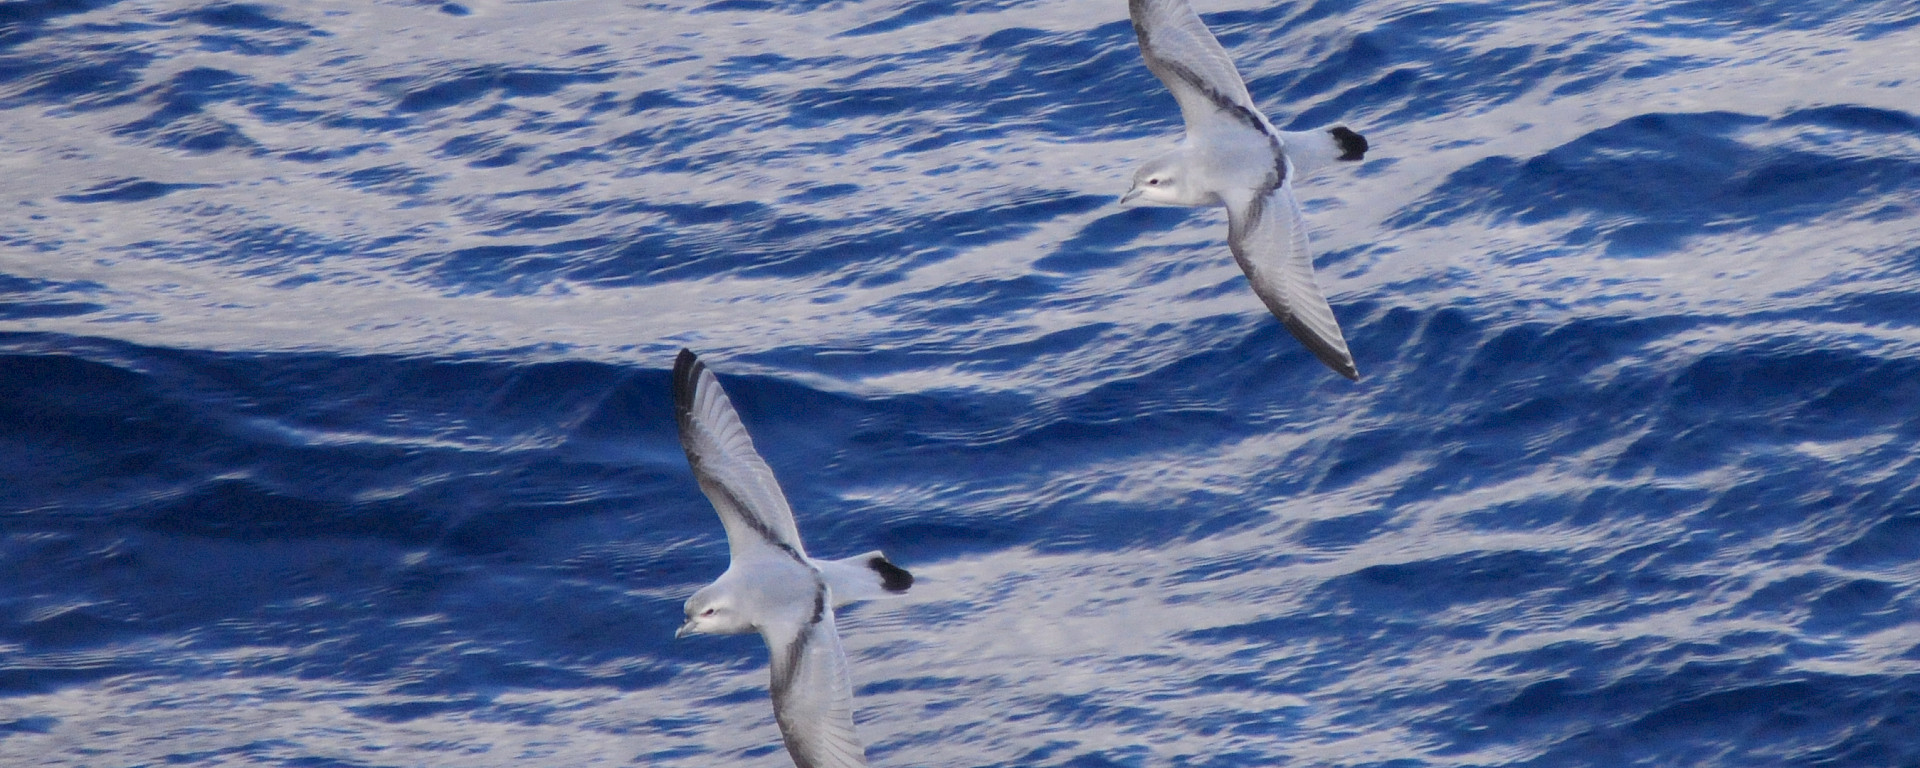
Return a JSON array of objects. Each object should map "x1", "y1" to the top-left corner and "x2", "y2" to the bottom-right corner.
[
  {"x1": 766, "y1": 588, "x2": 869, "y2": 768},
  {"x1": 673, "y1": 348, "x2": 810, "y2": 564},
  {"x1": 1223, "y1": 159, "x2": 1360, "y2": 380},
  {"x1": 1129, "y1": 0, "x2": 1272, "y2": 139}
]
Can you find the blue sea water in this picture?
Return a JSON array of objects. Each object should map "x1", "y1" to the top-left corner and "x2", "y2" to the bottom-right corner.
[{"x1": 3, "y1": 0, "x2": 1919, "y2": 765}]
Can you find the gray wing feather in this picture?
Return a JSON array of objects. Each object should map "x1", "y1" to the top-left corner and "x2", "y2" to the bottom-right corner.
[
  {"x1": 1130, "y1": 0, "x2": 1270, "y2": 137},
  {"x1": 767, "y1": 597, "x2": 869, "y2": 768},
  {"x1": 673, "y1": 349, "x2": 810, "y2": 562},
  {"x1": 1224, "y1": 162, "x2": 1360, "y2": 380}
]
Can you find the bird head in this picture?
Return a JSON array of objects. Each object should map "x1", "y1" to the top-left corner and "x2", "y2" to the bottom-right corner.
[
  {"x1": 1121, "y1": 152, "x2": 1190, "y2": 205},
  {"x1": 677, "y1": 586, "x2": 751, "y2": 638}
]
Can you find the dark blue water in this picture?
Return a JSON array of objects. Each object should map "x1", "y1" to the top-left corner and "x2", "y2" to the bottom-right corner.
[{"x1": 4, "y1": 1, "x2": 1919, "y2": 765}]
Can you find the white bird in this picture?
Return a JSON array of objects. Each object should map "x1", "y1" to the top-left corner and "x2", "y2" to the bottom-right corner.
[
  {"x1": 1122, "y1": 0, "x2": 1370, "y2": 380},
  {"x1": 672, "y1": 348, "x2": 912, "y2": 768}
]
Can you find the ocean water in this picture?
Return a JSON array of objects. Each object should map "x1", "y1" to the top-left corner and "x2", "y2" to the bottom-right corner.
[{"x1": 4, "y1": 0, "x2": 1919, "y2": 765}]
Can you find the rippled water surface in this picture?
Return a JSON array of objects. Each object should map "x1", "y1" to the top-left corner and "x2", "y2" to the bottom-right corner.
[{"x1": 4, "y1": 0, "x2": 1920, "y2": 765}]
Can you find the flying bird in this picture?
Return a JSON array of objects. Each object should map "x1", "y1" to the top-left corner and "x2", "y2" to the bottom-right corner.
[
  {"x1": 1122, "y1": 0, "x2": 1370, "y2": 380},
  {"x1": 672, "y1": 348, "x2": 912, "y2": 768}
]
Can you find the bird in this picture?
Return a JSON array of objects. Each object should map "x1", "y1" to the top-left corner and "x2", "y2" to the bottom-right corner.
[
  {"x1": 1121, "y1": 0, "x2": 1370, "y2": 380},
  {"x1": 671, "y1": 348, "x2": 912, "y2": 768}
]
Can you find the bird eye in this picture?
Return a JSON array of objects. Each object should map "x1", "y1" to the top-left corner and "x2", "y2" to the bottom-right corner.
[{"x1": 1147, "y1": 178, "x2": 1161, "y2": 186}]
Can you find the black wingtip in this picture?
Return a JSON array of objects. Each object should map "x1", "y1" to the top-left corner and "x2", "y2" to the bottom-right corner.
[
  {"x1": 1278, "y1": 317, "x2": 1361, "y2": 382},
  {"x1": 868, "y1": 555, "x2": 913, "y2": 593},
  {"x1": 672, "y1": 348, "x2": 703, "y2": 415},
  {"x1": 1330, "y1": 126, "x2": 1368, "y2": 162}
]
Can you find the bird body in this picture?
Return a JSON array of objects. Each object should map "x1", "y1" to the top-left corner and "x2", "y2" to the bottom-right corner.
[
  {"x1": 1124, "y1": 0, "x2": 1370, "y2": 380},
  {"x1": 672, "y1": 348, "x2": 911, "y2": 768}
]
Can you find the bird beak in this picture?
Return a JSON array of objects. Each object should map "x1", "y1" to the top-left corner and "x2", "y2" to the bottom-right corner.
[
  {"x1": 675, "y1": 620, "x2": 696, "y2": 639},
  {"x1": 1119, "y1": 188, "x2": 1142, "y2": 205}
]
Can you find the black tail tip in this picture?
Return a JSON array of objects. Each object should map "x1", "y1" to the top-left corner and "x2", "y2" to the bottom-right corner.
[
  {"x1": 868, "y1": 556, "x2": 913, "y2": 593},
  {"x1": 1330, "y1": 126, "x2": 1367, "y2": 161}
]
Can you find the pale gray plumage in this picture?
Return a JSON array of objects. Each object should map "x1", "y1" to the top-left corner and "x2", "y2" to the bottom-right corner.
[
  {"x1": 673, "y1": 348, "x2": 910, "y2": 768},
  {"x1": 1124, "y1": 0, "x2": 1369, "y2": 380},
  {"x1": 770, "y1": 608, "x2": 866, "y2": 768}
]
